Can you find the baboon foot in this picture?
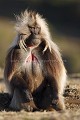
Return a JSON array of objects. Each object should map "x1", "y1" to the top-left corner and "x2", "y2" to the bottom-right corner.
[
  {"x1": 21, "y1": 101, "x2": 39, "y2": 112},
  {"x1": 52, "y1": 97, "x2": 65, "y2": 111}
]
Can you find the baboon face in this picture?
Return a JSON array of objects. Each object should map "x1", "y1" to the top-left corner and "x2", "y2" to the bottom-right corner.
[
  {"x1": 27, "y1": 12, "x2": 41, "y2": 35},
  {"x1": 25, "y1": 24, "x2": 41, "y2": 47},
  {"x1": 19, "y1": 13, "x2": 41, "y2": 48},
  {"x1": 28, "y1": 24, "x2": 41, "y2": 35}
]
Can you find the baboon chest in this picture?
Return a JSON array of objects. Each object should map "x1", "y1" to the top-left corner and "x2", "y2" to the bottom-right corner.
[
  {"x1": 25, "y1": 52, "x2": 42, "y2": 75},
  {"x1": 17, "y1": 49, "x2": 44, "y2": 91}
]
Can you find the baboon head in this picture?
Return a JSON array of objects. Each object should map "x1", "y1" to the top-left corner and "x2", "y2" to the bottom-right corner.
[
  {"x1": 16, "y1": 11, "x2": 42, "y2": 49},
  {"x1": 15, "y1": 10, "x2": 52, "y2": 52}
]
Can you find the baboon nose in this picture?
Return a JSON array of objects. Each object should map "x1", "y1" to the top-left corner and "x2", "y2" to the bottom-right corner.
[{"x1": 34, "y1": 27, "x2": 41, "y2": 35}]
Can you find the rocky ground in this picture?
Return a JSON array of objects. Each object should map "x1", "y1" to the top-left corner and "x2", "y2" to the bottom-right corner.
[{"x1": 0, "y1": 71, "x2": 80, "y2": 120}]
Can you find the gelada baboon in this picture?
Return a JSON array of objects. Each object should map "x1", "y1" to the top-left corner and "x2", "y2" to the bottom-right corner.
[{"x1": 4, "y1": 10, "x2": 66, "y2": 111}]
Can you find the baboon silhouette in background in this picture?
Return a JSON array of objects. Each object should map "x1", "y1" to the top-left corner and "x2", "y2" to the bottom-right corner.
[{"x1": 4, "y1": 10, "x2": 66, "y2": 111}]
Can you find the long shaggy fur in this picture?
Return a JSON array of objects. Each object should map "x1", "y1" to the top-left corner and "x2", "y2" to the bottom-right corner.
[{"x1": 4, "y1": 10, "x2": 67, "y2": 111}]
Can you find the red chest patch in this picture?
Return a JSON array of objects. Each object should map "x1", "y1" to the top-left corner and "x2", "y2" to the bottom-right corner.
[{"x1": 26, "y1": 54, "x2": 39, "y2": 63}]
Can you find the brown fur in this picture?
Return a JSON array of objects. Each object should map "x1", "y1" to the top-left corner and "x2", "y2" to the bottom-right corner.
[{"x1": 4, "y1": 10, "x2": 66, "y2": 111}]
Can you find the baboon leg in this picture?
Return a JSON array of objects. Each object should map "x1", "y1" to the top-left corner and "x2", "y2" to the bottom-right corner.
[
  {"x1": 9, "y1": 88, "x2": 39, "y2": 111},
  {"x1": 9, "y1": 88, "x2": 22, "y2": 111},
  {"x1": 21, "y1": 90, "x2": 39, "y2": 111},
  {"x1": 36, "y1": 85, "x2": 53, "y2": 110},
  {"x1": 47, "y1": 76, "x2": 65, "y2": 111}
]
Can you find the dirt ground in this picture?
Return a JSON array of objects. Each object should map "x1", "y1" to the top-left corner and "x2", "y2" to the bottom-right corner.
[{"x1": 0, "y1": 72, "x2": 80, "y2": 120}]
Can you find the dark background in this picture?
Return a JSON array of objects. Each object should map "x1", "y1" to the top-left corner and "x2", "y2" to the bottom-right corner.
[{"x1": 0, "y1": 0, "x2": 80, "y2": 74}]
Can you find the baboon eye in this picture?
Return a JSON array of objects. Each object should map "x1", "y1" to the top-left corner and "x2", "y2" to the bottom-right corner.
[
  {"x1": 28, "y1": 25, "x2": 40, "y2": 29},
  {"x1": 36, "y1": 26, "x2": 41, "y2": 30},
  {"x1": 28, "y1": 25, "x2": 35, "y2": 31},
  {"x1": 28, "y1": 25, "x2": 41, "y2": 34}
]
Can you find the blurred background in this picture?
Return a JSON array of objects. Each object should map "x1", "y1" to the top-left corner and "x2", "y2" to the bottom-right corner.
[{"x1": 0, "y1": 0, "x2": 80, "y2": 74}]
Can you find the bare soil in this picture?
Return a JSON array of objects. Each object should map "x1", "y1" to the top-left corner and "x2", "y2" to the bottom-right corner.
[{"x1": 0, "y1": 75, "x2": 80, "y2": 120}]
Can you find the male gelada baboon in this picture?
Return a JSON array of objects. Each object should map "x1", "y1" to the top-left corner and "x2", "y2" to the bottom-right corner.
[{"x1": 4, "y1": 10, "x2": 66, "y2": 111}]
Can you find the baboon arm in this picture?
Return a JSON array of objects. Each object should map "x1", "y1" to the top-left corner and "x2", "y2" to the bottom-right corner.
[{"x1": 4, "y1": 49, "x2": 17, "y2": 82}]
